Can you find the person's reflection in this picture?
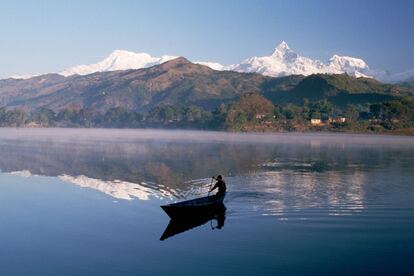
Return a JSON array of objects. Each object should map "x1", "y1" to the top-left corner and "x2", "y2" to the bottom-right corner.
[
  {"x1": 160, "y1": 204, "x2": 226, "y2": 240},
  {"x1": 211, "y1": 211, "x2": 225, "y2": 230}
]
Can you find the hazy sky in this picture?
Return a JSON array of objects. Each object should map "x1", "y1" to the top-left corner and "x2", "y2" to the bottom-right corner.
[{"x1": 0, "y1": 0, "x2": 413, "y2": 78}]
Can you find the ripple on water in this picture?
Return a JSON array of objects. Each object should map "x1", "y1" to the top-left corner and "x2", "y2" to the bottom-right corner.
[{"x1": 216, "y1": 170, "x2": 378, "y2": 220}]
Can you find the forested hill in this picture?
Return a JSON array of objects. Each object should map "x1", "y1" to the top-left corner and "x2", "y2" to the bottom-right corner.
[
  {"x1": 0, "y1": 58, "x2": 268, "y2": 113},
  {"x1": 264, "y1": 74, "x2": 410, "y2": 106},
  {"x1": 0, "y1": 57, "x2": 412, "y2": 114}
]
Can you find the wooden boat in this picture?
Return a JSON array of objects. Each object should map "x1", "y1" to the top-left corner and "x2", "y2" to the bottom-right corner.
[{"x1": 161, "y1": 193, "x2": 226, "y2": 219}]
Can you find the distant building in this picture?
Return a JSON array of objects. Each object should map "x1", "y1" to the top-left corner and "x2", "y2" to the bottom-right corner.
[
  {"x1": 310, "y1": 118, "x2": 323, "y2": 126},
  {"x1": 255, "y1": 114, "x2": 266, "y2": 120},
  {"x1": 25, "y1": 122, "x2": 41, "y2": 128},
  {"x1": 311, "y1": 117, "x2": 346, "y2": 126},
  {"x1": 329, "y1": 117, "x2": 346, "y2": 123}
]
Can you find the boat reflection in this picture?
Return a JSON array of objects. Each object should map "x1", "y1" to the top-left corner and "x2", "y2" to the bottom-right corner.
[{"x1": 160, "y1": 204, "x2": 226, "y2": 241}]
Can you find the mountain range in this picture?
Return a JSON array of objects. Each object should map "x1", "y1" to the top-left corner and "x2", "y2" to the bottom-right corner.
[
  {"x1": 9, "y1": 42, "x2": 414, "y2": 83},
  {"x1": 1, "y1": 58, "x2": 267, "y2": 112},
  {"x1": 227, "y1": 41, "x2": 374, "y2": 79},
  {"x1": 1, "y1": 57, "x2": 411, "y2": 114}
]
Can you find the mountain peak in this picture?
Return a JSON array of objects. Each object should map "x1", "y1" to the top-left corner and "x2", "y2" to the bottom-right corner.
[
  {"x1": 328, "y1": 55, "x2": 370, "y2": 77},
  {"x1": 270, "y1": 41, "x2": 297, "y2": 62},
  {"x1": 162, "y1": 56, "x2": 192, "y2": 67},
  {"x1": 171, "y1": 56, "x2": 191, "y2": 63},
  {"x1": 109, "y1": 49, "x2": 134, "y2": 56},
  {"x1": 277, "y1": 41, "x2": 290, "y2": 51},
  {"x1": 229, "y1": 41, "x2": 375, "y2": 79},
  {"x1": 272, "y1": 41, "x2": 292, "y2": 55},
  {"x1": 60, "y1": 50, "x2": 177, "y2": 76},
  {"x1": 108, "y1": 50, "x2": 152, "y2": 60},
  {"x1": 329, "y1": 54, "x2": 368, "y2": 67}
]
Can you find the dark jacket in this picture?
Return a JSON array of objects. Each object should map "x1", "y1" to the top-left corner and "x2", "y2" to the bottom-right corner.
[{"x1": 211, "y1": 179, "x2": 226, "y2": 195}]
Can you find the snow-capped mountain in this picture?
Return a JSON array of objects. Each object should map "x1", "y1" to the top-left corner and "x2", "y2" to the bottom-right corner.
[
  {"x1": 9, "y1": 41, "x2": 413, "y2": 83},
  {"x1": 59, "y1": 50, "x2": 226, "y2": 76},
  {"x1": 328, "y1": 55, "x2": 371, "y2": 77},
  {"x1": 228, "y1": 41, "x2": 372, "y2": 78},
  {"x1": 59, "y1": 42, "x2": 374, "y2": 79},
  {"x1": 60, "y1": 50, "x2": 179, "y2": 76}
]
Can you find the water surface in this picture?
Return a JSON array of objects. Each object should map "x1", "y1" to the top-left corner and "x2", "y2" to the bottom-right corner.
[{"x1": 0, "y1": 129, "x2": 413, "y2": 275}]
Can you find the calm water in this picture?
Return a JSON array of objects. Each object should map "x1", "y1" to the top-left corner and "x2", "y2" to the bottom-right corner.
[{"x1": 0, "y1": 129, "x2": 413, "y2": 275}]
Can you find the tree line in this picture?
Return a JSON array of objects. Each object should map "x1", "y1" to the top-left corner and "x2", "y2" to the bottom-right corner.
[{"x1": 1, "y1": 94, "x2": 414, "y2": 133}]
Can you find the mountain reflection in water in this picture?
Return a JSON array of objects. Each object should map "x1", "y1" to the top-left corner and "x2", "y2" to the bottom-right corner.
[
  {"x1": 0, "y1": 129, "x2": 413, "y2": 217},
  {"x1": 59, "y1": 175, "x2": 176, "y2": 200}
]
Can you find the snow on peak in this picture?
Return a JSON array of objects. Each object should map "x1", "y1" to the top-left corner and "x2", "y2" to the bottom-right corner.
[
  {"x1": 16, "y1": 41, "x2": 409, "y2": 83},
  {"x1": 8, "y1": 74, "x2": 39, "y2": 80},
  {"x1": 327, "y1": 55, "x2": 371, "y2": 78},
  {"x1": 229, "y1": 41, "x2": 373, "y2": 78},
  {"x1": 60, "y1": 50, "x2": 179, "y2": 76},
  {"x1": 270, "y1": 41, "x2": 298, "y2": 62},
  {"x1": 272, "y1": 41, "x2": 291, "y2": 55},
  {"x1": 59, "y1": 50, "x2": 226, "y2": 76},
  {"x1": 278, "y1": 40, "x2": 290, "y2": 50},
  {"x1": 329, "y1": 55, "x2": 369, "y2": 71},
  {"x1": 194, "y1": 61, "x2": 225, "y2": 70}
]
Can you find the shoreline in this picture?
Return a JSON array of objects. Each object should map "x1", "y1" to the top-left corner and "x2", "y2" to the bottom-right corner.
[{"x1": 1, "y1": 126, "x2": 414, "y2": 137}]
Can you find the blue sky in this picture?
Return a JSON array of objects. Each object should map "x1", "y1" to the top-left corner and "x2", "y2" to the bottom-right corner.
[{"x1": 0, "y1": 0, "x2": 413, "y2": 78}]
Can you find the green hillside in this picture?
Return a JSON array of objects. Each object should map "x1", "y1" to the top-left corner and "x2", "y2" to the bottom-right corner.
[{"x1": 264, "y1": 74, "x2": 411, "y2": 106}]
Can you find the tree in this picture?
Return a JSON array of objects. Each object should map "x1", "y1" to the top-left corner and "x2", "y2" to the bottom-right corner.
[
  {"x1": 147, "y1": 105, "x2": 182, "y2": 124},
  {"x1": 346, "y1": 104, "x2": 358, "y2": 121},
  {"x1": 0, "y1": 107, "x2": 7, "y2": 126},
  {"x1": 370, "y1": 103, "x2": 383, "y2": 119},
  {"x1": 57, "y1": 108, "x2": 79, "y2": 124},
  {"x1": 304, "y1": 99, "x2": 334, "y2": 120},
  {"x1": 102, "y1": 107, "x2": 143, "y2": 127},
  {"x1": 236, "y1": 93, "x2": 275, "y2": 121},
  {"x1": 6, "y1": 109, "x2": 28, "y2": 126},
  {"x1": 34, "y1": 108, "x2": 56, "y2": 126}
]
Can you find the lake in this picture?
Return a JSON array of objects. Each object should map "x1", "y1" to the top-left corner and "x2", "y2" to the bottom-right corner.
[{"x1": 0, "y1": 128, "x2": 413, "y2": 275}]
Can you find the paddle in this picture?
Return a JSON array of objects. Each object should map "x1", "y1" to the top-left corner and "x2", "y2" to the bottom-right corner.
[
  {"x1": 208, "y1": 176, "x2": 214, "y2": 196},
  {"x1": 209, "y1": 177, "x2": 215, "y2": 229}
]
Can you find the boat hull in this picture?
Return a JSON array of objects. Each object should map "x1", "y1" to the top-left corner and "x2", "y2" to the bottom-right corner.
[{"x1": 161, "y1": 193, "x2": 226, "y2": 219}]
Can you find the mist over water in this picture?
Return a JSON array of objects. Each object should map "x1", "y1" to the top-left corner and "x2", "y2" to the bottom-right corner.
[
  {"x1": 0, "y1": 128, "x2": 413, "y2": 275},
  {"x1": 1, "y1": 127, "x2": 413, "y2": 145}
]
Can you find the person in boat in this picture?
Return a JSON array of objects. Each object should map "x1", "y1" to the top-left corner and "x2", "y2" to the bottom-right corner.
[{"x1": 210, "y1": 175, "x2": 226, "y2": 196}]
